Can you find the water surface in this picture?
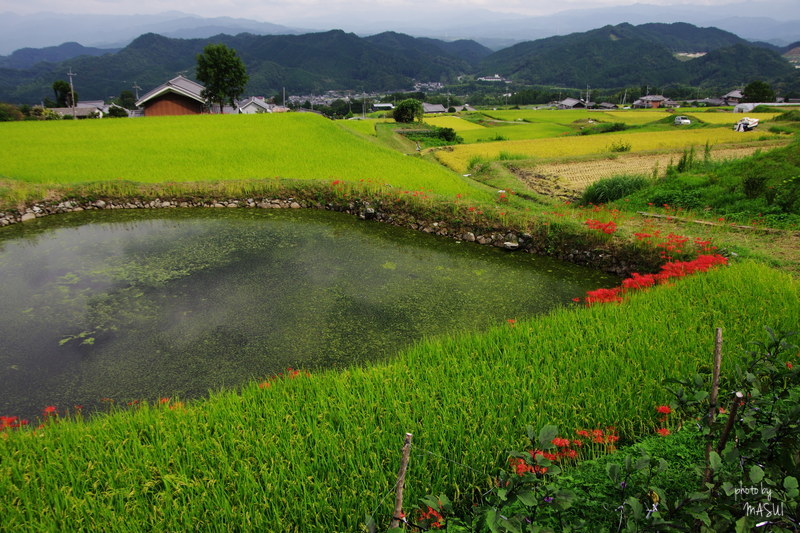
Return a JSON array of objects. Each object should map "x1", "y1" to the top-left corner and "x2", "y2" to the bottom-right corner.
[{"x1": 0, "y1": 208, "x2": 617, "y2": 421}]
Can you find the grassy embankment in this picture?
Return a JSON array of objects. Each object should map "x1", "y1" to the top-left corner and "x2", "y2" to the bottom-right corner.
[
  {"x1": 1, "y1": 110, "x2": 799, "y2": 530},
  {"x1": 1, "y1": 261, "x2": 797, "y2": 530}
]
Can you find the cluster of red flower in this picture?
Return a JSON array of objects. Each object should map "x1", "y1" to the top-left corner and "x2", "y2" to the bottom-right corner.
[
  {"x1": 655, "y1": 405, "x2": 672, "y2": 436},
  {"x1": 585, "y1": 219, "x2": 618, "y2": 234},
  {"x1": 259, "y1": 367, "x2": 310, "y2": 389},
  {"x1": 0, "y1": 415, "x2": 29, "y2": 432},
  {"x1": 581, "y1": 254, "x2": 729, "y2": 305},
  {"x1": 509, "y1": 429, "x2": 620, "y2": 477},
  {"x1": 417, "y1": 506, "x2": 444, "y2": 529}
]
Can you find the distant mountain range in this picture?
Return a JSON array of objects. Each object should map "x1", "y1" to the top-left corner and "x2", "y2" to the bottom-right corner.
[
  {"x1": 479, "y1": 22, "x2": 798, "y2": 89},
  {"x1": 2, "y1": 4, "x2": 799, "y2": 55},
  {"x1": 0, "y1": 23, "x2": 797, "y2": 105}
]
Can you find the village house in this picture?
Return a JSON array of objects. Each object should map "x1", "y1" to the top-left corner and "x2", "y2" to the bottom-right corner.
[
  {"x1": 722, "y1": 90, "x2": 744, "y2": 105},
  {"x1": 632, "y1": 95, "x2": 679, "y2": 109},
  {"x1": 135, "y1": 75, "x2": 207, "y2": 116},
  {"x1": 237, "y1": 96, "x2": 272, "y2": 114},
  {"x1": 422, "y1": 103, "x2": 447, "y2": 114},
  {"x1": 557, "y1": 97, "x2": 591, "y2": 109}
]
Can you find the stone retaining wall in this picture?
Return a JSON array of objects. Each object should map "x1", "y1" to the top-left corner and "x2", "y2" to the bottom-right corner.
[{"x1": 0, "y1": 197, "x2": 639, "y2": 276}]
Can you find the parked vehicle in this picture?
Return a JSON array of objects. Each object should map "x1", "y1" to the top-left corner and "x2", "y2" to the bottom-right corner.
[
  {"x1": 674, "y1": 116, "x2": 691, "y2": 125},
  {"x1": 734, "y1": 117, "x2": 759, "y2": 132}
]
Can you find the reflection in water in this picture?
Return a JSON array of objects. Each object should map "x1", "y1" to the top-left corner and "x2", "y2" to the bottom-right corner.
[{"x1": 0, "y1": 208, "x2": 617, "y2": 421}]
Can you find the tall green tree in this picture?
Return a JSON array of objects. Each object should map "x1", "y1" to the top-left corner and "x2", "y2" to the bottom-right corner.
[
  {"x1": 393, "y1": 98, "x2": 423, "y2": 123},
  {"x1": 115, "y1": 90, "x2": 137, "y2": 110},
  {"x1": 52, "y1": 80, "x2": 77, "y2": 107},
  {"x1": 743, "y1": 80, "x2": 775, "y2": 103},
  {"x1": 195, "y1": 43, "x2": 249, "y2": 113}
]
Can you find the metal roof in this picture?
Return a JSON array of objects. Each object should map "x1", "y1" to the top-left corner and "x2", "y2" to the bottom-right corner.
[{"x1": 135, "y1": 75, "x2": 206, "y2": 107}]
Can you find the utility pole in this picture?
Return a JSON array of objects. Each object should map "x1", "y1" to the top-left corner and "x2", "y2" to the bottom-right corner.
[
  {"x1": 132, "y1": 81, "x2": 141, "y2": 101},
  {"x1": 67, "y1": 68, "x2": 77, "y2": 118},
  {"x1": 282, "y1": 87, "x2": 286, "y2": 107}
]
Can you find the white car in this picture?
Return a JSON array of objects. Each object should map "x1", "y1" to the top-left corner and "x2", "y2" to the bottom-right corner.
[{"x1": 674, "y1": 116, "x2": 691, "y2": 125}]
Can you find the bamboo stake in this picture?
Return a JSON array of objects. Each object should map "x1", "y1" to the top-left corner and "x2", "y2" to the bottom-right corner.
[
  {"x1": 702, "y1": 328, "x2": 723, "y2": 485},
  {"x1": 708, "y1": 328, "x2": 723, "y2": 425},
  {"x1": 389, "y1": 433, "x2": 414, "y2": 530}
]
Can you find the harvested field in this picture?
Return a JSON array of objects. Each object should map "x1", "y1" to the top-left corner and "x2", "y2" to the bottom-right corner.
[{"x1": 508, "y1": 142, "x2": 789, "y2": 199}]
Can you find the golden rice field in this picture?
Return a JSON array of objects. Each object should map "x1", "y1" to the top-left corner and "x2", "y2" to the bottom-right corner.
[
  {"x1": 517, "y1": 142, "x2": 791, "y2": 194},
  {"x1": 603, "y1": 111, "x2": 675, "y2": 124},
  {"x1": 460, "y1": 122, "x2": 572, "y2": 143},
  {"x1": 480, "y1": 109, "x2": 598, "y2": 123},
  {"x1": 690, "y1": 112, "x2": 782, "y2": 124},
  {"x1": 480, "y1": 109, "x2": 676, "y2": 125},
  {"x1": 433, "y1": 127, "x2": 775, "y2": 173},
  {"x1": 423, "y1": 116, "x2": 486, "y2": 132}
]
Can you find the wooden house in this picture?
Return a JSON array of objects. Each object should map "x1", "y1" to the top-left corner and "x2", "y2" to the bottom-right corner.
[{"x1": 135, "y1": 75, "x2": 206, "y2": 116}]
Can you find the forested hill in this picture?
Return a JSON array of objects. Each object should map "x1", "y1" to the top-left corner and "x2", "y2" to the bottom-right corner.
[
  {"x1": 478, "y1": 22, "x2": 798, "y2": 90},
  {"x1": 0, "y1": 22, "x2": 797, "y2": 104},
  {"x1": 0, "y1": 30, "x2": 491, "y2": 104},
  {"x1": 0, "y1": 42, "x2": 119, "y2": 69}
]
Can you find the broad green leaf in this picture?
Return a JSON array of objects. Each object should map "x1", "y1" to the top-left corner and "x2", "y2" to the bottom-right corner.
[
  {"x1": 749, "y1": 465, "x2": 765, "y2": 484},
  {"x1": 708, "y1": 451, "x2": 722, "y2": 472},
  {"x1": 537, "y1": 424, "x2": 559, "y2": 448},
  {"x1": 626, "y1": 496, "x2": 643, "y2": 520},
  {"x1": 607, "y1": 462, "x2": 620, "y2": 483},
  {"x1": 735, "y1": 516, "x2": 750, "y2": 533},
  {"x1": 517, "y1": 490, "x2": 537, "y2": 507}
]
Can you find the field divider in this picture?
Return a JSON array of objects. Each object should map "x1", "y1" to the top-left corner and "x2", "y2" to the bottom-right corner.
[{"x1": 636, "y1": 211, "x2": 800, "y2": 236}]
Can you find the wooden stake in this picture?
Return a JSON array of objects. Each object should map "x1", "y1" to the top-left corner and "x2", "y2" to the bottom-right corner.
[
  {"x1": 389, "y1": 433, "x2": 414, "y2": 530},
  {"x1": 703, "y1": 328, "x2": 723, "y2": 485},
  {"x1": 708, "y1": 328, "x2": 723, "y2": 425}
]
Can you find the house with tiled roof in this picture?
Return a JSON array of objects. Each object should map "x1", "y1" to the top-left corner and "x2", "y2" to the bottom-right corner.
[
  {"x1": 632, "y1": 95, "x2": 678, "y2": 109},
  {"x1": 238, "y1": 97, "x2": 272, "y2": 114},
  {"x1": 135, "y1": 75, "x2": 207, "y2": 116},
  {"x1": 422, "y1": 103, "x2": 447, "y2": 114},
  {"x1": 723, "y1": 90, "x2": 744, "y2": 105}
]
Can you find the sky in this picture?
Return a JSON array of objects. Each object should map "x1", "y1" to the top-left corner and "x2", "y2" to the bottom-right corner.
[{"x1": 3, "y1": 0, "x2": 796, "y2": 23}]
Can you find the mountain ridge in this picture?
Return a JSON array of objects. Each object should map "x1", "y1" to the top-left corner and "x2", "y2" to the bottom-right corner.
[{"x1": 0, "y1": 23, "x2": 797, "y2": 104}]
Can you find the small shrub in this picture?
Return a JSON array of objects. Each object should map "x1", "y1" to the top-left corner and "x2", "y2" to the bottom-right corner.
[
  {"x1": 581, "y1": 175, "x2": 650, "y2": 204},
  {"x1": 608, "y1": 139, "x2": 632, "y2": 153}
]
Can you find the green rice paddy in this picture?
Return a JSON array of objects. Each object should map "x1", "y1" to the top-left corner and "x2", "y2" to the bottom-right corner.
[
  {"x1": 1, "y1": 261, "x2": 796, "y2": 530},
  {"x1": 0, "y1": 114, "x2": 484, "y2": 199}
]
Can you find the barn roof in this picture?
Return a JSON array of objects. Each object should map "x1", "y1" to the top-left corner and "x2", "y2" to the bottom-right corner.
[{"x1": 136, "y1": 75, "x2": 206, "y2": 108}]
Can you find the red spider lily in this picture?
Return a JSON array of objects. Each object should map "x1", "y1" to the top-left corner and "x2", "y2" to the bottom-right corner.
[
  {"x1": 787, "y1": 362, "x2": 794, "y2": 370},
  {"x1": 622, "y1": 273, "x2": 656, "y2": 290},
  {"x1": 657, "y1": 428, "x2": 671, "y2": 437},
  {"x1": 43, "y1": 406, "x2": 57, "y2": 415},
  {"x1": 506, "y1": 318, "x2": 516, "y2": 327},
  {"x1": 552, "y1": 437, "x2": 571, "y2": 448},
  {"x1": 511, "y1": 455, "x2": 548, "y2": 476},
  {"x1": 585, "y1": 287, "x2": 623, "y2": 305},
  {"x1": 1, "y1": 415, "x2": 29, "y2": 431},
  {"x1": 585, "y1": 219, "x2": 617, "y2": 234},
  {"x1": 656, "y1": 405, "x2": 672, "y2": 415},
  {"x1": 418, "y1": 505, "x2": 444, "y2": 529}
]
